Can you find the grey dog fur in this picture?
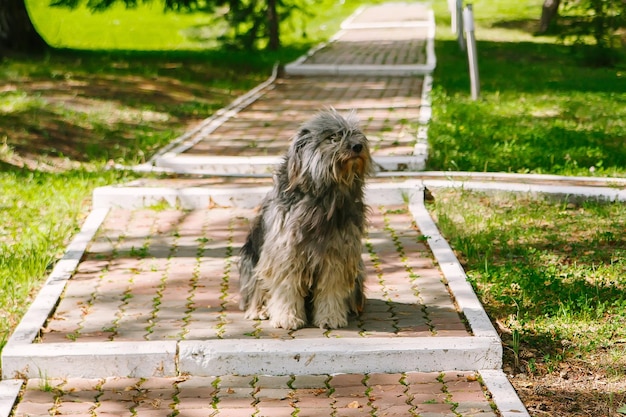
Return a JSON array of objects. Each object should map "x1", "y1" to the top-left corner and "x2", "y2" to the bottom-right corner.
[{"x1": 238, "y1": 109, "x2": 371, "y2": 330}]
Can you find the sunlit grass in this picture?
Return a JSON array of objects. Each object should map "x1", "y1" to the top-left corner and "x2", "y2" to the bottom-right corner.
[
  {"x1": 27, "y1": 0, "x2": 222, "y2": 50},
  {"x1": 428, "y1": 0, "x2": 626, "y2": 177},
  {"x1": 429, "y1": 189, "x2": 626, "y2": 377},
  {"x1": 0, "y1": 169, "x2": 132, "y2": 352},
  {"x1": 26, "y1": 0, "x2": 381, "y2": 51}
]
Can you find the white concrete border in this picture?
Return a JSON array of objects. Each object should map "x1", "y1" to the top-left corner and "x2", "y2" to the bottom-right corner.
[
  {"x1": 284, "y1": 64, "x2": 435, "y2": 77},
  {"x1": 342, "y1": 21, "x2": 432, "y2": 30},
  {"x1": 413, "y1": 73, "x2": 433, "y2": 162},
  {"x1": 0, "y1": 380, "x2": 22, "y2": 417},
  {"x1": 408, "y1": 189, "x2": 501, "y2": 340},
  {"x1": 92, "y1": 180, "x2": 414, "y2": 210},
  {"x1": 423, "y1": 179, "x2": 626, "y2": 202},
  {"x1": 480, "y1": 369, "x2": 530, "y2": 416},
  {"x1": 378, "y1": 170, "x2": 626, "y2": 186},
  {"x1": 179, "y1": 337, "x2": 501, "y2": 376},
  {"x1": 154, "y1": 154, "x2": 427, "y2": 177},
  {"x1": 2, "y1": 341, "x2": 177, "y2": 379},
  {"x1": 93, "y1": 183, "x2": 270, "y2": 210}
]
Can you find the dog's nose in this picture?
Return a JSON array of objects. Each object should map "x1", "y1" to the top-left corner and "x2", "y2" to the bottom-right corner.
[{"x1": 352, "y1": 143, "x2": 363, "y2": 153}]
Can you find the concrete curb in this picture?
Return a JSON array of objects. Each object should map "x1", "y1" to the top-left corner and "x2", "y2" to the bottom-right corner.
[
  {"x1": 378, "y1": 170, "x2": 626, "y2": 186},
  {"x1": 179, "y1": 337, "x2": 501, "y2": 376},
  {"x1": 4, "y1": 208, "x2": 109, "y2": 347},
  {"x1": 2, "y1": 341, "x2": 177, "y2": 379},
  {"x1": 0, "y1": 380, "x2": 22, "y2": 417},
  {"x1": 408, "y1": 189, "x2": 499, "y2": 339},
  {"x1": 480, "y1": 370, "x2": 530, "y2": 416},
  {"x1": 92, "y1": 181, "x2": 416, "y2": 210},
  {"x1": 423, "y1": 179, "x2": 626, "y2": 202},
  {"x1": 152, "y1": 154, "x2": 428, "y2": 176}
]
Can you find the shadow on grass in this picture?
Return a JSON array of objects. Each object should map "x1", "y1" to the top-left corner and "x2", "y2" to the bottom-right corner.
[
  {"x1": 435, "y1": 38, "x2": 625, "y2": 94},
  {"x1": 489, "y1": 18, "x2": 543, "y2": 34},
  {"x1": 431, "y1": 191, "x2": 626, "y2": 362},
  {"x1": 0, "y1": 45, "x2": 310, "y2": 168}
]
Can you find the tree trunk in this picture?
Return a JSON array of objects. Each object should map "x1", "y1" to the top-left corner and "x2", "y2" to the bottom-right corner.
[
  {"x1": 538, "y1": 0, "x2": 561, "y2": 33},
  {"x1": 266, "y1": 0, "x2": 279, "y2": 50},
  {"x1": 0, "y1": 0, "x2": 48, "y2": 53}
]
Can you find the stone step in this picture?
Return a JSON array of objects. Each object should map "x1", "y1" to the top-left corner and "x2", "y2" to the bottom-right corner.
[{"x1": 2, "y1": 183, "x2": 500, "y2": 380}]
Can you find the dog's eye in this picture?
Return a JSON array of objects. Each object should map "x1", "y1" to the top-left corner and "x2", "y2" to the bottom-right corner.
[{"x1": 328, "y1": 134, "x2": 341, "y2": 143}]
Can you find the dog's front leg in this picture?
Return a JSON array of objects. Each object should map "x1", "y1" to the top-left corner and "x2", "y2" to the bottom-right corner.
[
  {"x1": 266, "y1": 278, "x2": 307, "y2": 330},
  {"x1": 311, "y1": 283, "x2": 350, "y2": 329}
]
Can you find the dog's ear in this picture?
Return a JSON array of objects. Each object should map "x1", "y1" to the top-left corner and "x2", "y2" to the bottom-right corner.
[
  {"x1": 296, "y1": 129, "x2": 310, "y2": 144},
  {"x1": 286, "y1": 129, "x2": 308, "y2": 191}
]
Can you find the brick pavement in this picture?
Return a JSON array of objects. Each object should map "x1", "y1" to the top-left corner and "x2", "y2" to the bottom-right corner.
[
  {"x1": 181, "y1": 76, "x2": 424, "y2": 158},
  {"x1": 2, "y1": 183, "x2": 515, "y2": 415},
  {"x1": 298, "y1": 29, "x2": 428, "y2": 67},
  {"x1": 40, "y1": 204, "x2": 467, "y2": 343},
  {"x1": 13, "y1": 371, "x2": 497, "y2": 417}
]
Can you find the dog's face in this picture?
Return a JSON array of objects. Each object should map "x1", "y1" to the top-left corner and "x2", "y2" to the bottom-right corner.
[{"x1": 287, "y1": 110, "x2": 372, "y2": 191}]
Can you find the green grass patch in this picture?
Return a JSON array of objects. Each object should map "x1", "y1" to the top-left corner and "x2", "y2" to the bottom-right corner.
[
  {"x1": 429, "y1": 189, "x2": 626, "y2": 377},
  {"x1": 27, "y1": 0, "x2": 223, "y2": 50},
  {"x1": 26, "y1": 0, "x2": 379, "y2": 51},
  {"x1": 428, "y1": 0, "x2": 626, "y2": 176},
  {"x1": 0, "y1": 49, "x2": 281, "y2": 169},
  {"x1": 0, "y1": 169, "x2": 132, "y2": 352}
]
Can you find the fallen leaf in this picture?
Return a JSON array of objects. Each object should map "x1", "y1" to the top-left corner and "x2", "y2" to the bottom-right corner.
[{"x1": 347, "y1": 400, "x2": 361, "y2": 409}]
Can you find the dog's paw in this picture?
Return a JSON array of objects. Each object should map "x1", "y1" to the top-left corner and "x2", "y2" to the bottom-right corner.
[
  {"x1": 313, "y1": 313, "x2": 348, "y2": 330},
  {"x1": 269, "y1": 314, "x2": 306, "y2": 330},
  {"x1": 244, "y1": 308, "x2": 268, "y2": 321}
]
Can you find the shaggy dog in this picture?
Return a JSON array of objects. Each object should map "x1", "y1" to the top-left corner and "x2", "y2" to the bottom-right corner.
[{"x1": 238, "y1": 109, "x2": 371, "y2": 330}]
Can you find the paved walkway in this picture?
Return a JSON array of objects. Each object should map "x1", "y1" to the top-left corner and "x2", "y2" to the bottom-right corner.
[
  {"x1": 42, "y1": 205, "x2": 465, "y2": 344},
  {"x1": 12, "y1": 372, "x2": 496, "y2": 417},
  {"x1": 0, "y1": 3, "x2": 533, "y2": 417},
  {"x1": 148, "y1": 3, "x2": 434, "y2": 175}
]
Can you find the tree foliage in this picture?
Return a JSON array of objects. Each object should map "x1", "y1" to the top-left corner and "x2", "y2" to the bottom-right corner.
[{"x1": 216, "y1": 0, "x2": 311, "y2": 50}]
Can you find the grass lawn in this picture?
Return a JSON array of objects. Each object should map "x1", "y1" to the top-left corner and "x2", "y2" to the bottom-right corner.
[
  {"x1": 428, "y1": 0, "x2": 626, "y2": 177},
  {"x1": 429, "y1": 189, "x2": 626, "y2": 416}
]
